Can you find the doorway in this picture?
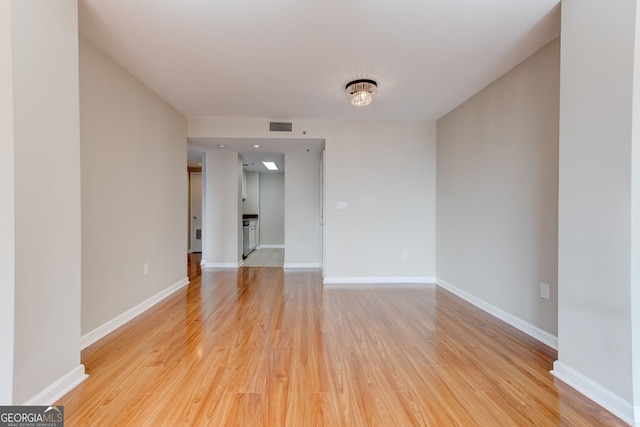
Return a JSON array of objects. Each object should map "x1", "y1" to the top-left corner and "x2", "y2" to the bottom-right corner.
[
  {"x1": 241, "y1": 159, "x2": 285, "y2": 267},
  {"x1": 189, "y1": 172, "x2": 202, "y2": 253}
]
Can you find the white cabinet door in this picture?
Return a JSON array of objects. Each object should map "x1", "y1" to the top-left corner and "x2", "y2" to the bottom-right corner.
[{"x1": 249, "y1": 223, "x2": 257, "y2": 250}]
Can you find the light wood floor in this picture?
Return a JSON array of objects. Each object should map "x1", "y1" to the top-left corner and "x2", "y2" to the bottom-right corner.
[
  {"x1": 57, "y1": 254, "x2": 626, "y2": 426},
  {"x1": 242, "y1": 248, "x2": 284, "y2": 267}
]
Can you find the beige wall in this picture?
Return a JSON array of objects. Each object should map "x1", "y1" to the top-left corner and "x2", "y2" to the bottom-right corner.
[
  {"x1": 202, "y1": 150, "x2": 242, "y2": 267},
  {"x1": 260, "y1": 173, "x2": 285, "y2": 246},
  {"x1": 284, "y1": 151, "x2": 320, "y2": 267},
  {"x1": 7, "y1": 1, "x2": 84, "y2": 404},
  {"x1": 556, "y1": 0, "x2": 635, "y2": 416},
  {"x1": 633, "y1": 1, "x2": 640, "y2": 421},
  {"x1": 0, "y1": 0, "x2": 15, "y2": 404},
  {"x1": 323, "y1": 120, "x2": 436, "y2": 281},
  {"x1": 79, "y1": 36, "x2": 188, "y2": 335},
  {"x1": 436, "y1": 39, "x2": 560, "y2": 337}
]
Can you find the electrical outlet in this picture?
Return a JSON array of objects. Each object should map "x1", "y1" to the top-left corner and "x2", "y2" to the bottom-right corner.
[
  {"x1": 401, "y1": 249, "x2": 408, "y2": 258},
  {"x1": 144, "y1": 262, "x2": 150, "y2": 276},
  {"x1": 540, "y1": 282, "x2": 550, "y2": 300}
]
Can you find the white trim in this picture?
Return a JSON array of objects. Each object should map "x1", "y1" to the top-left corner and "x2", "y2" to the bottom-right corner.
[
  {"x1": 283, "y1": 263, "x2": 321, "y2": 269},
  {"x1": 23, "y1": 364, "x2": 87, "y2": 405},
  {"x1": 200, "y1": 258, "x2": 206, "y2": 266},
  {"x1": 323, "y1": 276, "x2": 436, "y2": 285},
  {"x1": 203, "y1": 262, "x2": 240, "y2": 269},
  {"x1": 80, "y1": 277, "x2": 189, "y2": 349},
  {"x1": 551, "y1": 361, "x2": 634, "y2": 425},
  {"x1": 436, "y1": 278, "x2": 558, "y2": 350},
  {"x1": 258, "y1": 244, "x2": 284, "y2": 249},
  {"x1": 324, "y1": 283, "x2": 435, "y2": 290},
  {"x1": 635, "y1": 405, "x2": 640, "y2": 427}
]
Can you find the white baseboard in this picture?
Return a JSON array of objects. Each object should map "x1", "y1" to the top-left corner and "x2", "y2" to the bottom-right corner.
[
  {"x1": 203, "y1": 262, "x2": 240, "y2": 269},
  {"x1": 435, "y1": 278, "x2": 558, "y2": 350},
  {"x1": 283, "y1": 262, "x2": 321, "y2": 269},
  {"x1": 80, "y1": 277, "x2": 189, "y2": 349},
  {"x1": 23, "y1": 364, "x2": 87, "y2": 405},
  {"x1": 259, "y1": 244, "x2": 284, "y2": 249},
  {"x1": 551, "y1": 361, "x2": 633, "y2": 425},
  {"x1": 323, "y1": 276, "x2": 436, "y2": 286},
  {"x1": 324, "y1": 282, "x2": 435, "y2": 289}
]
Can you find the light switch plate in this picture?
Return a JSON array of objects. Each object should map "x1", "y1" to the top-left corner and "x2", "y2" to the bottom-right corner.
[
  {"x1": 337, "y1": 201, "x2": 348, "y2": 210},
  {"x1": 540, "y1": 282, "x2": 550, "y2": 300}
]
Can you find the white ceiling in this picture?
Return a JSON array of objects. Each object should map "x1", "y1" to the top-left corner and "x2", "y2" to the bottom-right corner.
[
  {"x1": 78, "y1": 0, "x2": 561, "y2": 122},
  {"x1": 188, "y1": 137, "x2": 324, "y2": 171},
  {"x1": 80, "y1": 1, "x2": 560, "y2": 170}
]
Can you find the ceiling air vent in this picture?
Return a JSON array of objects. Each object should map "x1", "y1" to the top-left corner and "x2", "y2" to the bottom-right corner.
[{"x1": 269, "y1": 122, "x2": 292, "y2": 132}]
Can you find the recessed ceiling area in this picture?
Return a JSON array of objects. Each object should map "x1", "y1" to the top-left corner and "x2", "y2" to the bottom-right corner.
[
  {"x1": 240, "y1": 153, "x2": 284, "y2": 173},
  {"x1": 188, "y1": 137, "x2": 324, "y2": 172},
  {"x1": 78, "y1": 0, "x2": 560, "y2": 121}
]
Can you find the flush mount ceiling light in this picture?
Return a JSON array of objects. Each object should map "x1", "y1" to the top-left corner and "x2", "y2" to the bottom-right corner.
[
  {"x1": 345, "y1": 79, "x2": 377, "y2": 107},
  {"x1": 262, "y1": 161, "x2": 278, "y2": 171}
]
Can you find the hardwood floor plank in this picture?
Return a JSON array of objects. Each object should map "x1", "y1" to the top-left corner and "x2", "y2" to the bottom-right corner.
[
  {"x1": 265, "y1": 376, "x2": 289, "y2": 426},
  {"x1": 56, "y1": 254, "x2": 628, "y2": 426}
]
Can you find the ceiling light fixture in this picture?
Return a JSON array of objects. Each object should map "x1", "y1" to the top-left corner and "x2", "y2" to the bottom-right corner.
[
  {"x1": 263, "y1": 161, "x2": 278, "y2": 171},
  {"x1": 345, "y1": 79, "x2": 377, "y2": 107},
  {"x1": 252, "y1": 144, "x2": 262, "y2": 148}
]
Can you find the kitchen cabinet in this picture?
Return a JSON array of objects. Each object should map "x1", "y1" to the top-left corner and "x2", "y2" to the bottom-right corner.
[
  {"x1": 242, "y1": 218, "x2": 259, "y2": 257},
  {"x1": 242, "y1": 171, "x2": 247, "y2": 201},
  {"x1": 248, "y1": 220, "x2": 258, "y2": 251}
]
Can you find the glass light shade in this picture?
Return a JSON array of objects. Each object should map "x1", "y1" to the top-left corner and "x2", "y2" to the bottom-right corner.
[
  {"x1": 351, "y1": 91, "x2": 372, "y2": 106},
  {"x1": 345, "y1": 79, "x2": 377, "y2": 107}
]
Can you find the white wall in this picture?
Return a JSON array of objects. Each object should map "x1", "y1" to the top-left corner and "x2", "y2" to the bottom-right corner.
[
  {"x1": 259, "y1": 173, "x2": 284, "y2": 246},
  {"x1": 9, "y1": 1, "x2": 84, "y2": 404},
  {"x1": 202, "y1": 150, "x2": 242, "y2": 267},
  {"x1": 285, "y1": 153, "x2": 320, "y2": 267},
  {"x1": 79, "y1": 36, "x2": 188, "y2": 335},
  {"x1": 0, "y1": 0, "x2": 15, "y2": 404},
  {"x1": 555, "y1": 0, "x2": 635, "y2": 419},
  {"x1": 436, "y1": 39, "x2": 560, "y2": 339}
]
